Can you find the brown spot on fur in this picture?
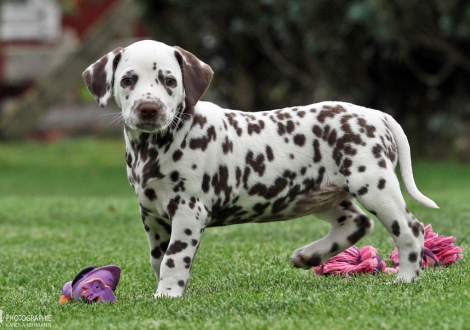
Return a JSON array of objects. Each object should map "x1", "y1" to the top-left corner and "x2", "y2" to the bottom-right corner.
[
  {"x1": 248, "y1": 120, "x2": 265, "y2": 135},
  {"x1": 172, "y1": 149, "x2": 183, "y2": 162},
  {"x1": 408, "y1": 221, "x2": 423, "y2": 238},
  {"x1": 266, "y1": 145, "x2": 274, "y2": 161},
  {"x1": 330, "y1": 243, "x2": 339, "y2": 253},
  {"x1": 192, "y1": 114, "x2": 208, "y2": 129},
  {"x1": 313, "y1": 139, "x2": 322, "y2": 163},
  {"x1": 286, "y1": 120, "x2": 295, "y2": 134},
  {"x1": 305, "y1": 254, "x2": 322, "y2": 267},
  {"x1": 408, "y1": 252, "x2": 418, "y2": 263},
  {"x1": 377, "y1": 178, "x2": 386, "y2": 189},
  {"x1": 225, "y1": 113, "x2": 243, "y2": 136},
  {"x1": 151, "y1": 247, "x2": 162, "y2": 259},
  {"x1": 338, "y1": 216, "x2": 347, "y2": 223},
  {"x1": 378, "y1": 159, "x2": 387, "y2": 168},
  {"x1": 312, "y1": 125, "x2": 322, "y2": 138},
  {"x1": 347, "y1": 215, "x2": 371, "y2": 244},
  {"x1": 222, "y1": 136, "x2": 233, "y2": 154},
  {"x1": 202, "y1": 173, "x2": 211, "y2": 193},
  {"x1": 189, "y1": 126, "x2": 216, "y2": 151},
  {"x1": 372, "y1": 144, "x2": 382, "y2": 158},
  {"x1": 391, "y1": 220, "x2": 400, "y2": 236},
  {"x1": 144, "y1": 188, "x2": 157, "y2": 201},
  {"x1": 168, "y1": 196, "x2": 180, "y2": 218},
  {"x1": 248, "y1": 177, "x2": 288, "y2": 199},
  {"x1": 125, "y1": 152, "x2": 132, "y2": 168},
  {"x1": 357, "y1": 186, "x2": 368, "y2": 195},
  {"x1": 170, "y1": 171, "x2": 179, "y2": 182},
  {"x1": 357, "y1": 117, "x2": 376, "y2": 138},
  {"x1": 246, "y1": 151, "x2": 266, "y2": 176},
  {"x1": 317, "y1": 105, "x2": 347, "y2": 123},
  {"x1": 293, "y1": 134, "x2": 306, "y2": 146},
  {"x1": 166, "y1": 240, "x2": 188, "y2": 255}
]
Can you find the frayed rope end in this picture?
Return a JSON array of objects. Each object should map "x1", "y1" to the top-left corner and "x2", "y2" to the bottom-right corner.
[
  {"x1": 389, "y1": 225, "x2": 463, "y2": 271},
  {"x1": 313, "y1": 225, "x2": 462, "y2": 276}
]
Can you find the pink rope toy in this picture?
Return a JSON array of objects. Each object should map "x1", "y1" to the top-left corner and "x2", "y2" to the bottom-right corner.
[{"x1": 313, "y1": 225, "x2": 463, "y2": 276}]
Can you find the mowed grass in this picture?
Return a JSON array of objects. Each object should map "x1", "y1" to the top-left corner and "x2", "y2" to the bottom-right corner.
[{"x1": 0, "y1": 138, "x2": 469, "y2": 330}]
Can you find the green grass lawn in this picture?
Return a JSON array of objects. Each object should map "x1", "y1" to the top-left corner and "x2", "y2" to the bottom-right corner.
[{"x1": 0, "y1": 139, "x2": 469, "y2": 329}]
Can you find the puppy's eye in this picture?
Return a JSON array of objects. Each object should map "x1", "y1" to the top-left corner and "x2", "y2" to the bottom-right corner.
[
  {"x1": 165, "y1": 78, "x2": 176, "y2": 87},
  {"x1": 122, "y1": 77, "x2": 134, "y2": 86}
]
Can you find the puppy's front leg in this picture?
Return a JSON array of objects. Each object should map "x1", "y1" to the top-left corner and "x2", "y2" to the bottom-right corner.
[
  {"x1": 154, "y1": 200, "x2": 208, "y2": 298},
  {"x1": 141, "y1": 208, "x2": 172, "y2": 285}
]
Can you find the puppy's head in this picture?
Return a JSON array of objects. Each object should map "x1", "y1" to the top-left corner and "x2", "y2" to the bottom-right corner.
[{"x1": 83, "y1": 40, "x2": 213, "y2": 133}]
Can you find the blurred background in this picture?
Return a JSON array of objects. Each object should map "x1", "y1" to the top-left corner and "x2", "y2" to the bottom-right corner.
[{"x1": 0, "y1": 0, "x2": 469, "y2": 161}]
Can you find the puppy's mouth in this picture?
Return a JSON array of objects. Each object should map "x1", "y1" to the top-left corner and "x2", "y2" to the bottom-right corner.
[
  {"x1": 127, "y1": 120, "x2": 170, "y2": 133},
  {"x1": 135, "y1": 122, "x2": 162, "y2": 131}
]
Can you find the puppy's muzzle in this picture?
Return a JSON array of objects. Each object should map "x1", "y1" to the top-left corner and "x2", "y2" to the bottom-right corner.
[
  {"x1": 133, "y1": 100, "x2": 168, "y2": 131},
  {"x1": 138, "y1": 103, "x2": 160, "y2": 121}
]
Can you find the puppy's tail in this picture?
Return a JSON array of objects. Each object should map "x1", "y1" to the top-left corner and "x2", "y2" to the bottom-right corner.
[{"x1": 386, "y1": 114, "x2": 439, "y2": 209}]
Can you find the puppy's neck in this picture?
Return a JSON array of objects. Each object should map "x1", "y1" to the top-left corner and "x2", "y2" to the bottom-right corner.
[{"x1": 125, "y1": 127, "x2": 174, "y2": 150}]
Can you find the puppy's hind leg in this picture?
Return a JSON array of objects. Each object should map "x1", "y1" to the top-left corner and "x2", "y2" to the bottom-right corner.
[
  {"x1": 349, "y1": 174, "x2": 425, "y2": 283},
  {"x1": 290, "y1": 197, "x2": 374, "y2": 269}
]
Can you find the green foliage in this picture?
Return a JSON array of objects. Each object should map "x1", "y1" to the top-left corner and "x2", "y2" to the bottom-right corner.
[
  {"x1": 0, "y1": 139, "x2": 469, "y2": 329},
  {"x1": 137, "y1": 0, "x2": 470, "y2": 159}
]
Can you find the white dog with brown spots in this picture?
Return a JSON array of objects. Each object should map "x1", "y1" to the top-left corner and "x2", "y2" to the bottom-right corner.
[{"x1": 83, "y1": 40, "x2": 438, "y2": 297}]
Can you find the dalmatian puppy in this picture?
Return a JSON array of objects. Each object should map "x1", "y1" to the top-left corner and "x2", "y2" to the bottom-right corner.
[{"x1": 83, "y1": 40, "x2": 438, "y2": 297}]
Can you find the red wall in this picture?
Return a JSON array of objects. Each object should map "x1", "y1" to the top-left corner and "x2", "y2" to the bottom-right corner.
[{"x1": 62, "y1": 0, "x2": 119, "y2": 39}]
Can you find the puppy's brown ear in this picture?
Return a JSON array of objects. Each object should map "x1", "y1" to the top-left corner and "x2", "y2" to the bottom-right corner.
[
  {"x1": 174, "y1": 46, "x2": 213, "y2": 108},
  {"x1": 82, "y1": 47, "x2": 124, "y2": 108}
]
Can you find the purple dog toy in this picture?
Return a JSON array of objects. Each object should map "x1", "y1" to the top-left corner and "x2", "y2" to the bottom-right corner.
[{"x1": 59, "y1": 265, "x2": 121, "y2": 303}]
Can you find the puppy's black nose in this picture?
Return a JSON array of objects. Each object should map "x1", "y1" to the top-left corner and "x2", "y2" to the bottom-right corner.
[{"x1": 139, "y1": 104, "x2": 158, "y2": 120}]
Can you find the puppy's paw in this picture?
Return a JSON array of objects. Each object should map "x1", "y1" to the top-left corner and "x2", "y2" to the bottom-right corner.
[
  {"x1": 290, "y1": 248, "x2": 323, "y2": 269},
  {"x1": 154, "y1": 290, "x2": 183, "y2": 298},
  {"x1": 394, "y1": 275, "x2": 418, "y2": 284}
]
